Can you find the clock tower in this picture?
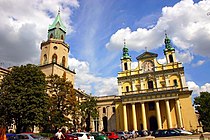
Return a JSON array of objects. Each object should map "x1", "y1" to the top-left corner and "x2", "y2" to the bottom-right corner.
[{"x1": 39, "y1": 11, "x2": 75, "y2": 84}]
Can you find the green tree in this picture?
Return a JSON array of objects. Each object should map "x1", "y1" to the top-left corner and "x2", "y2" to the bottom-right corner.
[
  {"x1": 194, "y1": 92, "x2": 210, "y2": 131},
  {"x1": 0, "y1": 64, "x2": 49, "y2": 133},
  {"x1": 80, "y1": 96, "x2": 98, "y2": 132},
  {"x1": 47, "y1": 74, "x2": 78, "y2": 131}
]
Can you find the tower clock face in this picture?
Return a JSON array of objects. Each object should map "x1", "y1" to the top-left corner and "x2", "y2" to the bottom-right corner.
[{"x1": 142, "y1": 61, "x2": 154, "y2": 72}]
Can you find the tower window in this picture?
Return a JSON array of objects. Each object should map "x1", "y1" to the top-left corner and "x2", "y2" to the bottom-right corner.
[
  {"x1": 103, "y1": 107, "x2": 106, "y2": 114},
  {"x1": 50, "y1": 33, "x2": 53, "y2": 38},
  {"x1": 124, "y1": 63, "x2": 128, "y2": 70},
  {"x1": 52, "y1": 54, "x2": 57, "y2": 63},
  {"x1": 173, "y1": 79, "x2": 178, "y2": 87},
  {"x1": 169, "y1": 54, "x2": 174, "y2": 63},
  {"x1": 61, "y1": 35, "x2": 64, "y2": 40},
  {"x1": 62, "y1": 56, "x2": 65, "y2": 67},
  {"x1": 148, "y1": 81, "x2": 154, "y2": 89},
  {"x1": 126, "y1": 86, "x2": 129, "y2": 92},
  {"x1": 43, "y1": 54, "x2": 47, "y2": 64}
]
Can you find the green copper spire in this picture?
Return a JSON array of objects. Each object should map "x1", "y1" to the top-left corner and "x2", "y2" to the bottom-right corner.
[
  {"x1": 121, "y1": 39, "x2": 131, "y2": 60},
  {"x1": 47, "y1": 10, "x2": 67, "y2": 40},
  {"x1": 164, "y1": 33, "x2": 175, "y2": 52},
  {"x1": 48, "y1": 10, "x2": 66, "y2": 32}
]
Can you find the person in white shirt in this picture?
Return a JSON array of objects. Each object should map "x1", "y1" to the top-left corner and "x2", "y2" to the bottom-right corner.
[{"x1": 55, "y1": 129, "x2": 65, "y2": 140}]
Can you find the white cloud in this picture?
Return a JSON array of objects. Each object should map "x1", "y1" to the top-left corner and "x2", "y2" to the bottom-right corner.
[
  {"x1": 201, "y1": 83, "x2": 210, "y2": 92},
  {"x1": 131, "y1": 62, "x2": 138, "y2": 69},
  {"x1": 187, "y1": 81, "x2": 210, "y2": 98},
  {"x1": 106, "y1": 0, "x2": 210, "y2": 64},
  {"x1": 69, "y1": 58, "x2": 118, "y2": 96},
  {"x1": 192, "y1": 60, "x2": 205, "y2": 67},
  {"x1": 176, "y1": 50, "x2": 194, "y2": 64},
  {"x1": 0, "y1": 0, "x2": 79, "y2": 66},
  {"x1": 157, "y1": 58, "x2": 166, "y2": 64},
  {"x1": 187, "y1": 81, "x2": 200, "y2": 97}
]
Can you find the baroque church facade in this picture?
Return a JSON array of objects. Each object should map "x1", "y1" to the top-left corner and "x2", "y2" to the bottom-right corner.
[{"x1": 96, "y1": 35, "x2": 200, "y2": 132}]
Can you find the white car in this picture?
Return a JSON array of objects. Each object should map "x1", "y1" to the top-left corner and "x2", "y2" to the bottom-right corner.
[
  {"x1": 72, "y1": 132, "x2": 95, "y2": 140},
  {"x1": 174, "y1": 128, "x2": 193, "y2": 135}
]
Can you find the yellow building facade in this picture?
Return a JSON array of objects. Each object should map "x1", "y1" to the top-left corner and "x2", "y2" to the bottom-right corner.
[{"x1": 96, "y1": 35, "x2": 199, "y2": 132}]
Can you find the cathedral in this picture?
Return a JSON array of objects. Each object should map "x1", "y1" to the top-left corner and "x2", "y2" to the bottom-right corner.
[{"x1": 96, "y1": 35, "x2": 200, "y2": 132}]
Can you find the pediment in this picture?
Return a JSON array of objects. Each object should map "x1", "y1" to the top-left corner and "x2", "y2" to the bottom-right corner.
[{"x1": 136, "y1": 51, "x2": 158, "y2": 60}]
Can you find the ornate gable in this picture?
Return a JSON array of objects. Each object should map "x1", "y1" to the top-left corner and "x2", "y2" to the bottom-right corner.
[{"x1": 136, "y1": 51, "x2": 158, "y2": 60}]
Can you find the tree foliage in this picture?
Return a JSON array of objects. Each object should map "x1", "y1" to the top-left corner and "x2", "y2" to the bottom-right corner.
[
  {"x1": 80, "y1": 96, "x2": 98, "y2": 131},
  {"x1": 47, "y1": 74, "x2": 78, "y2": 131},
  {"x1": 194, "y1": 92, "x2": 210, "y2": 131},
  {"x1": 0, "y1": 64, "x2": 49, "y2": 133}
]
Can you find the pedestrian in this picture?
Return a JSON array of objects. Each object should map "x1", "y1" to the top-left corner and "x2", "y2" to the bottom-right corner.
[
  {"x1": 55, "y1": 129, "x2": 65, "y2": 140},
  {"x1": 132, "y1": 130, "x2": 135, "y2": 139}
]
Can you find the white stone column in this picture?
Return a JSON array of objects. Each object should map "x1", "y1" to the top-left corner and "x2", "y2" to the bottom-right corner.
[
  {"x1": 176, "y1": 99, "x2": 183, "y2": 128},
  {"x1": 141, "y1": 102, "x2": 147, "y2": 130},
  {"x1": 118, "y1": 82, "x2": 122, "y2": 95},
  {"x1": 165, "y1": 100, "x2": 172, "y2": 129},
  {"x1": 180, "y1": 73, "x2": 187, "y2": 88},
  {"x1": 132, "y1": 103, "x2": 137, "y2": 131},
  {"x1": 155, "y1": 101, "x2": 162, "y2": 130},
  {"x1": 132, "y1": 80, "x2": 135, "y2": 92},
  {"x1": 123, "y1": 104, "x2": 128, "y2": 131}
]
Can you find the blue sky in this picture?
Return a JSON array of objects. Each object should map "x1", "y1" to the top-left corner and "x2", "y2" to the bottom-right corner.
[{"x1": 0, "y1": 0, "x2": 209, "y2": 99}]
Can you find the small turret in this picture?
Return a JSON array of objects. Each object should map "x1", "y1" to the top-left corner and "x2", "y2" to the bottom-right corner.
[
  {"x1": 164, "y1": 33, "x2": 176, "y2": 63},
  {"x1": 121, "y1": 39, "x2": 131, "y2": 71}
]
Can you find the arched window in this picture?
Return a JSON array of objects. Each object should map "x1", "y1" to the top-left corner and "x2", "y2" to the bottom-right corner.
[
  {"x1": 61, "y1": 35, "x2": 64, "y2": 40},
  {"x1": 43, "y1": 54, "x2": 47, "y2": 64},
  {"x1": 169, "y1": 54, "x2": 174, "y2": 63},
  {"x1": 50, "y1": 33, "x2": 53, "y2": 38},
  {"x1": 62, "y1": 56, "x2": 65, "y2": 67},
  {"x1": 52, "y1": 54, "x2": 57, "y2": 63},
  {"x1": 173, "y1": 79, "x2": 178, "y2": 87}
]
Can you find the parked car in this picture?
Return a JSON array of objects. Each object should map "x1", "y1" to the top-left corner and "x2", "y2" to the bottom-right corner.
[
  {"x1": 90, "y1": 132, "x2": 108, "y2": 140},
  {"x1": 151, "y1": 129, "x2": 180, "y2": 137},
  {"x1": 137, "y1": 130, "x2": 149, "y2": 137},
  {"x1": 72, "y1": 132, "x2": 94, "y2": 140},
  {"x1": 116, "y1": 131, "x2": 128, "y2": 140},
  {"x1": 105, "y1": 132, "x2": 119, "y2": 140},
  {"x1": 6, "y1": 133, "x2": 17, "y2": 140},
  {"x1": 16, "y1": 133, "x2": 43, "y2": 140},
  {"x1": 50, "y1": 133, "x2": 79, "y2": 140},
  {"x1": 173, "y1": 128, "x2": 193, "y2": 135}
]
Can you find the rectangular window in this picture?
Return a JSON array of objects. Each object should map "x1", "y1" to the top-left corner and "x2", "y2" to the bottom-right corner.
[
  {"x1": 148, "y1": 81, "x2": 154, "y2": 89},
  {"x1": 112, "y1": 107, "x2": 115, "y2": 113},
  {"x1": 103, "y1": 107, "x2": 106, "y2": 114}
]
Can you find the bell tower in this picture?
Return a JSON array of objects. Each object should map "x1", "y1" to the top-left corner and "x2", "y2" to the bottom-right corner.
[
  {"x1": 164, "y1": 33, "x2": 176, "y2": 64},
  {"x1": 39, "y1": 10, "x2": 75, "y2": 84},
  {"x1": 121, "y1": 39, "x2": 132, "y2": 71}
]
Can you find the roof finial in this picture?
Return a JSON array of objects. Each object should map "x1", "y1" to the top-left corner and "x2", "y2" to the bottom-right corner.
[
  {"x1": 58, "y1": 7, "x2": 60, "y2": 14},
  {"x1": 164, "y1": 30, "x2": 167, "y2": 38},
  {"x1": 123, "y1": 39, "x2": 126, "y2": 48},
  {"x1": 145, "y1": 46, "x2": 148, "y2": 52}
]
